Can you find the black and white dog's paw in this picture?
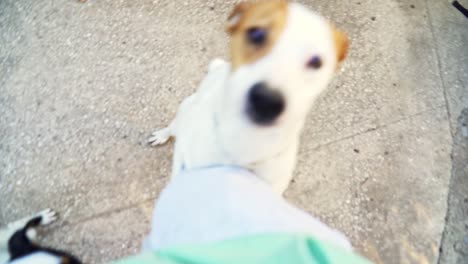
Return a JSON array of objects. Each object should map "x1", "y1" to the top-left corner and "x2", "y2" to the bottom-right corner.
[{"x1": 36, "y1": 208, "x2": 57, "y2": 226}]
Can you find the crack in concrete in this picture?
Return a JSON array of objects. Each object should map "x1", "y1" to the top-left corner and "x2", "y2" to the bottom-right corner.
[
  {"x1": 425, "y1": 0, "x2": 455, "y2": 139},
  {"x1": 305, "y1": 104, "x2": 446, "y2": 153},
  {"x1": 49, "y1": 197, "x2": 156, "y2": 231},
  {"x1": 438, "y1": 108, "x2": 468, "y2": 264}
]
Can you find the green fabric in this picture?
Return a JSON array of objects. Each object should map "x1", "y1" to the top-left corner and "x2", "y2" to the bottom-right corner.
[{"x1": 113, "y1": 234, "x2": 371, "y2": 264}]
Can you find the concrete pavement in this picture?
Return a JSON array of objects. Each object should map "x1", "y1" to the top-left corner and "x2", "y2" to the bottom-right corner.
[{"x1": 1, "y1": 0, "x2": 466, "y2": 263}]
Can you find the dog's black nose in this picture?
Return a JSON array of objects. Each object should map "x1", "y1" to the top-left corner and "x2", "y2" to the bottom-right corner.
[{"x1": 247, "y1": 82, "x2": 285, "y2": 125}]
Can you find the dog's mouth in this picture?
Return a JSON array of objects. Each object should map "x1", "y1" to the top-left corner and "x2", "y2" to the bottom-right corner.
[{"x1": 245, "y1": 82, "x2": 285, "y2": 126}]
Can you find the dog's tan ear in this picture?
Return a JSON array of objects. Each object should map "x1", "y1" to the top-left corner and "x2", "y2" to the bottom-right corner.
[
  {"x1": 226, "y1": 2, "x2": 249, "y2": 34},
  {"x1": 333, "y1": 28, "x2": 349, "y2": 63}
]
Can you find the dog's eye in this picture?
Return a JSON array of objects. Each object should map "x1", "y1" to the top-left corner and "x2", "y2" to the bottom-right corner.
[
  {"x1": 246, "y1": 27, "x2": 267, "y2": 46},
  {"x1": 307, "y1": 56, "x2": 322, "y2": 69}
]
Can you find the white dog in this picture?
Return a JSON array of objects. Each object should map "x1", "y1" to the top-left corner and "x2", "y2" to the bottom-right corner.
[{"x1": 149, "y1": 0, "x2": 348, "y2": 194}]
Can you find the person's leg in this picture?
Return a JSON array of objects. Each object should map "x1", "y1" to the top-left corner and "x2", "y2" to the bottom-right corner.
[{"x1": 144, "y1": 167, "x2": 351, "y2": 251}]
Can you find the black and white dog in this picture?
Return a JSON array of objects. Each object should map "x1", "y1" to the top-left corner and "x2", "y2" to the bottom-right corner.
[{"x1": 0, "y1": 209, "x2": 81, "y2": 264}]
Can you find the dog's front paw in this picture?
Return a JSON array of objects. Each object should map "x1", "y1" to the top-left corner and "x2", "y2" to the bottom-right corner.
[
  {"x1": 37, "y1": 208, "x2": 58, "y2": 226},
  {"x1": 148, "y1": 128, "x2": 171, "y2": 146}
]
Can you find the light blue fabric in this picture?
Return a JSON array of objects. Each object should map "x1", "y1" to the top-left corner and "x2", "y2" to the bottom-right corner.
[
  {"x1": 116, "y1": 234, "x2": 371, "y2": 264},
  {"x1": 144, "y1": 167, "x2": 351, "y2": 251}
]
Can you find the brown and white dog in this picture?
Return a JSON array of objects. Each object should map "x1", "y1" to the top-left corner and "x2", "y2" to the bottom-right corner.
[{"x1": 149, "y1": 0, "x2": 348, "y2": 194}]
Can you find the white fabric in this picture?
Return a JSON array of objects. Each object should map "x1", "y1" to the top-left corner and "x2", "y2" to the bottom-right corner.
[{"x1": 144, "y1": 167, "x2": 351, "y2": 251}]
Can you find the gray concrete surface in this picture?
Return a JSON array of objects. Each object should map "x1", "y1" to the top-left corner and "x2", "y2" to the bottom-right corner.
[
  {"x1": 439, "y1": 109, "x2": 468, "y2": 264},
  {"x1": 0, "y1": 0, "x2": 466, "y2": 263}
]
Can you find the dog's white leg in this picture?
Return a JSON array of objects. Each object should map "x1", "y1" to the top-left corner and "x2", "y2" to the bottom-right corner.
[
  {"x1": 171, "y1": 145, "x2": 184, "y2": 177},
  {"x1": 5, "y1": 209, "x2": 54, "y2": 231},
  {"x1": 148, "y1": 122, "x2": 175, "y2": 146},
  {"x1": 149, "y1": 58, "x2": 228, "y2": 148},
  {"x1": 255, "y1": 166, "x2": 295, "y2": 195},
  {"x1": 271, "y1": 172, "x2": 295, "y2": 195},
  {"x1": 8, "y1": 209, "x2": 57, "y2": 230},
  {"x1": 6, "y1": 208, "x2": 56, "y2": 230},
  {"x1": 0, "y1": 209, "x2": 57, "y2": 246},
  {"x1": 25, "y1": 209, "x2": 57, "y2": 242},
  {"x1": 37, "y1": 208, "x2": 57, "y2": 225},
  {"x1": 149, "y1": 90, "x2": 201, "y2": 147},
  {"x1": 253, "y1": 143, "x2": 299, "y2": 195}
]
